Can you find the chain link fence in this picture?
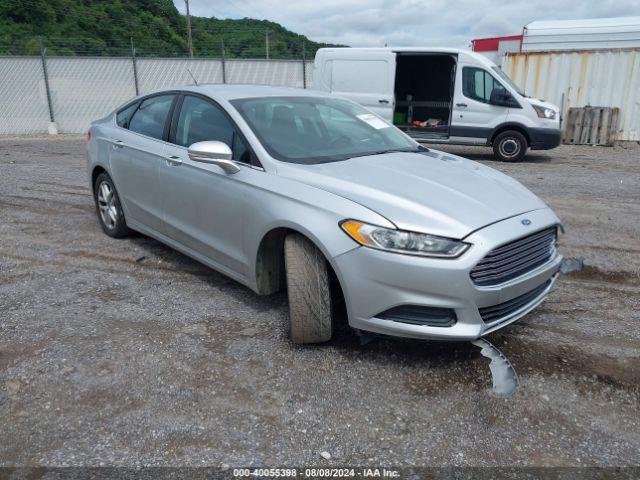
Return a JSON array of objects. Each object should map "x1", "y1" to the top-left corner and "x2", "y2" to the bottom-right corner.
[{"x1": 0, "y1": 54, "x2": 315, "y2": 135}]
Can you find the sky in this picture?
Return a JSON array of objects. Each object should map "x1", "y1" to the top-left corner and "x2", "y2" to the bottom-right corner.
[{"x1": 174, "y1": 0, "x2": 640, "y2": 47}]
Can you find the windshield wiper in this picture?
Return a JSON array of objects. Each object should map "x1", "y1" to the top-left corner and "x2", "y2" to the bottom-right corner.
[{"x1": 347, "y1": 148, "x2": 421, "y2": 159}]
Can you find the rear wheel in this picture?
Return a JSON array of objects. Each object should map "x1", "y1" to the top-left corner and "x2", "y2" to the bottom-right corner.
[
  {"x1": 493, "y1": 130, "x2": 528, "y2": 162},
  {"x1": 284, "y1": 233, "x2": 333, "y2": 344},
  {"x1": 93, "y1": 172, "x2": 130, "y2": 238}
]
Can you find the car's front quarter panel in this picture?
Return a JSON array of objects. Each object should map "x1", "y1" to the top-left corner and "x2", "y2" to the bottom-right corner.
[{"x1": 242, "y1": 172, "x2": 395, "y2": 292}]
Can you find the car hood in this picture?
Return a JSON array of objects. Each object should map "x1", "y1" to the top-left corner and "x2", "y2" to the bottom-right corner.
[{"x1": 277, "y1": 150, "x2": 548, "y2": 239}]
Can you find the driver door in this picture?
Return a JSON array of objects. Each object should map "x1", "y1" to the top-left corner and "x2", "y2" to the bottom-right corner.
[
  {"x1": 451, "y1": 66, "x2": 509, "y2": 144},
  {"x1": 158, "y1": 94, "x2": 260, "y2": 278}
]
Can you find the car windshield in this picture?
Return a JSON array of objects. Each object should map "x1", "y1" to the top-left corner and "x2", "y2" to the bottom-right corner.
[
  {"x1": 231, "y1": 96, "x2": 421, "y2": 164},
  {"x1": 491, "y1": 66, "x2": 525, "y2": 97}
]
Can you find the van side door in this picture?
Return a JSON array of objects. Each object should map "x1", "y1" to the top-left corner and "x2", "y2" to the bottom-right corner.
[
  {"x1": 451, "y1": 66, "x2": 509, "y2": 144},
  {"x1": 325, "y1": 51, "x2": 396, "y2": 121}
]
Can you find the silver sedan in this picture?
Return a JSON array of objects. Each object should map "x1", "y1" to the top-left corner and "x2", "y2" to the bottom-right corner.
[{"x1": 86, "y1": 85, "x2": 563, "y2": 344}]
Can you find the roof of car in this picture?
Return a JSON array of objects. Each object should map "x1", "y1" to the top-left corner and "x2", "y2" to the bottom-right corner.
[{"x1": 178, "y1": 84, "x2": 326, "y2": 101}]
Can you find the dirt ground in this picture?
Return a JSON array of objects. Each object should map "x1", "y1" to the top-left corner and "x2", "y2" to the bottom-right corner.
[{"x1": 1, "y1": 136, "x2": 639, "y2": 468}]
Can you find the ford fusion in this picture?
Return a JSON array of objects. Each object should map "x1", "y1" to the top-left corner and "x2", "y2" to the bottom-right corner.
[{"x1": 86, "y1": 85, "x2": 563, "y2": 344}]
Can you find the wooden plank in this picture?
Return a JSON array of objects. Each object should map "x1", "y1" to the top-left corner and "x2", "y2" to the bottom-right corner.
[
  {"x1": 598, "y1": 108, "x2": 611, "y2": 145},
  {"x1": 589, "y1": 107, "x2": 602, "y2": 145},
  {"x1": 561, "y1": 108, "x2": 576, "y2": 144},
  {"x1": 579, "y1": 107, "x2": 592, "y2": 145},
  {"x1": 562, "y1": 108, "x2": 578, "y2": 144},
  {"x1": 608, "y1": 107, "x2": 620, "y2": 146},
  {"x1": 572, "y1": 108, "x2": 585, "y2": 144}
]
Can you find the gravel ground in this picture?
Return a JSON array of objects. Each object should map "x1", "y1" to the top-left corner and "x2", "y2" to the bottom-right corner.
[{"x1": 1, "y1": 137, "x2": 639, "y2": 468}]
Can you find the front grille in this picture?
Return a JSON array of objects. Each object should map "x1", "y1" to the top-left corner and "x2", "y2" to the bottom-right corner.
[
  {"x1": 470, "y1": 227, "x2": 557, "y2": 286},
  {"x1": 377, "y1": 305, "x2": 457, "y2": 327},
  {"x1": 479, "y1": 279, "x2": 552, "y2": 325}
]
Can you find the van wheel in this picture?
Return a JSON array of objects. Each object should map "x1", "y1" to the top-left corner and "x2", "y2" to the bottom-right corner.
[
  {"x1": 284, "y1": 233, "x2": 333, "y2": 344},
  {"x1": 493, "y1": 130, "x2": 528, "y2": 162}
]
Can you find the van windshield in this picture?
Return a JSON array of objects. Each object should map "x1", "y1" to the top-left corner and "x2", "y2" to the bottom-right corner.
[
  {"x1": 231, "y1": 96, "x2": 420, "y2": 164},
  {"x1": 491, "y1": 66, "x2": 525, "y2": 97}
]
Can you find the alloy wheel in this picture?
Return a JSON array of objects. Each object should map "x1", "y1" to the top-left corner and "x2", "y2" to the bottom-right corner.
[{"x1": 97, "y1": 181, "x2": 118, "y2": 230}]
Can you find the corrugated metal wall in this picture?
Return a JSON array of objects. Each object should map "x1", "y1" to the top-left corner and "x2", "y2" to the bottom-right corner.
[
  {"x1": 503, "y1": 49, "x2": 640, "y2": 141},
  {"x1": 0, "y1": 56, "x2": 314, "y2": 135}
]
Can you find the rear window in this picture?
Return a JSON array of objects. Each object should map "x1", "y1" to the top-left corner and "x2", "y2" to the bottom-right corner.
[
  {"x1": 116, "y1": 102, "x2": 138, "y2": 128},
  {"x1": 128, "y1": 95, "x2": 175, "y2": 140}
]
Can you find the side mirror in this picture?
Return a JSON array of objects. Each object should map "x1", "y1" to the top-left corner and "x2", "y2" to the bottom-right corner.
[
  {"x1": 490, "y1": 90, "x2": 519, "y2": 108},
  {"x1": 187, "y1": 141, "x2": 240, "y2": 174}
]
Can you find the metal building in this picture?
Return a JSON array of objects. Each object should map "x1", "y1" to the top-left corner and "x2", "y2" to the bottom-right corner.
[
  {"x1": 522, "y1": 16, "x2": 640, "y2": 52},
  {"x1": 472, "y1": 16, "x2": 640, "y2": 141}
]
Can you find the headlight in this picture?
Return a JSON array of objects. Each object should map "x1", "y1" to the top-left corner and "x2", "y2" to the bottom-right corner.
[
  {"x1": 532, "y1": 104, "x2": 556, "y2": 119},
  {"x1": 340, "y1": 220, "x2": 470, "y2": 258}
]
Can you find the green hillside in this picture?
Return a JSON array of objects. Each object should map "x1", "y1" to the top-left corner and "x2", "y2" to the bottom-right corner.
[{"x1": 0, "y1": 0, "x2": 341, "y2": 57}]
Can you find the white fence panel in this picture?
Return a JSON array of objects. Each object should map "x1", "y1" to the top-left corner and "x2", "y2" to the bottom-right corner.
[
  {"x1": 0, "y1": 56, "x2": 312, "y2": 134},
  {"x1": 304, "y1": 61, "x2": 314, "y2": 89},
  {"x1": 0, "y1": 57, "x2": 51, "y2": 135},
  {"x1": 137, "y1": 58, "x2": 224, "y2": 93},
  {"x1": 503, "y1": 49, "x2": 640, "y2": 141},
  {"x1": 47, "y1": 57, "x2": 136, "y2": 134},
  {"x1": 226, "y1": 59, "x2": 305, "y2": 87}
]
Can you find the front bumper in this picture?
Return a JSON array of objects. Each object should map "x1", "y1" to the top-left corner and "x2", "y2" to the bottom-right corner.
[
  {"x1": 530, "y1": 127, "x2": 561, "y2": 150},
  {"x1": 333, "y1": 208, "x2": 562, "y2": 340}
]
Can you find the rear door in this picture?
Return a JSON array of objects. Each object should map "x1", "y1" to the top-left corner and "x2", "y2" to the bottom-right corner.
[
  {"x1": 326, "y1": 51, "x2": 396, "y2": 121},
  {"x1": 109, "y1": 93, "x2": 176, "y2": 233},
  {"x1": 451, "y1": 66, "x2": 509, "y2": 144}
]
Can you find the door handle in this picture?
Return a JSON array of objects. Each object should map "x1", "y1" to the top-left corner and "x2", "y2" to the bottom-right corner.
[
  {"x1": 456, "y1": 103, "x2": 468, "y2": 108},
  {"x1": 112, "y1": 139, "x2": 125, "y2": 149},
  {"x1": 166, "y1": 155, "x2": 182, "y2": 166},
  {"x1": 378, "y1": 99, "x2": 390, "y2": 104}
]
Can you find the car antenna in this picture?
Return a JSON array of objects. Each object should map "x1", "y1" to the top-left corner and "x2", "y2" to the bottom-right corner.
[{"x1": 187, "y1": 69, "x2": 198, "y2": 86}]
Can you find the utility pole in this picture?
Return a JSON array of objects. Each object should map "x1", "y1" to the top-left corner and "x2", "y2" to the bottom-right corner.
[
  {"x1": 185, "y1": 0, "x2": 193, "y2": 58},
  {"x1": 265, "y1": 30, "x2": 270, "y2": 59},
  {"x1": 130, "y1": 37, "x2": 139, "y2": 96}
]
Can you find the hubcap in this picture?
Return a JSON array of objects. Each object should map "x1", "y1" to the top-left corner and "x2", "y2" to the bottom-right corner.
[
  {"x1": 499, "y1": 138, "x2": 520, "y2": 158},
  {"x1": 97, "y1": 181, "x2": 118, "y2": 229}
]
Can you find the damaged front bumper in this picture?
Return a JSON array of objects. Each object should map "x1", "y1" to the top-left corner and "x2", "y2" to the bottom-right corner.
[{"x1": 333, "y1": 208, "x2": 563, "y2": 341}]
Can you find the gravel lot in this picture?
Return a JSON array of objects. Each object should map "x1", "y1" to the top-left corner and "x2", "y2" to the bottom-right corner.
[{"x1": 1, "y1": 137, "x2": 639, "y2": 468}]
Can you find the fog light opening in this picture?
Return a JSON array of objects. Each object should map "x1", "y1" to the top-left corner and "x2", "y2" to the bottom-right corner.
[{"x1": 377, "y1": 305, "x2": 457, "y2": 327}]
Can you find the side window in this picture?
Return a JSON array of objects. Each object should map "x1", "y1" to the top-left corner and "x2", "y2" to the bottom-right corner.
[
  {"x1": 175, "y1": 95, "x2": 250, "y2": 162},
  {"x1": 128, "y1": 95, "x2": 174, "y2": 140},
  {"x1": 116, "y1": 102, "x2": 138, "y2": 128},
  {"x1": 462, "y1": 67, "x2": 506, "y2": 103}
]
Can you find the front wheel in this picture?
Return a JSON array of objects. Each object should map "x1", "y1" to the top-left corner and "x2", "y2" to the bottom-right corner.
[
  {"x1": 493, "y1": 130, "x2": 528, "y2": 162},
  {"x1": 284, "y1": 233, "x2": 333, "y2": 344}
]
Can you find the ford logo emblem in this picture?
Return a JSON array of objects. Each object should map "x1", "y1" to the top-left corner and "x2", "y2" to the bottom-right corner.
[{"x1": 521, "y1": 219, "x2": 532, "y2": 226}]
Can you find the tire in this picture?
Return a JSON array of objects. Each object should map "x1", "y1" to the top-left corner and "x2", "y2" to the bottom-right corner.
[
  {"x1": 493, "y1": 130, "x2": 528, "y2": 162},
  {"x1": 93, "y1": 172, "x2": 130, "y2": 238},
  {"x1": 284, "y1": 233, "x2": 333, "y2": 344}
]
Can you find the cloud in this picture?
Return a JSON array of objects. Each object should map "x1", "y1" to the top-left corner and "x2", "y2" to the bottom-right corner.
[{"x1": 175, "y1": 0, "x2": 640, "y2": 47}]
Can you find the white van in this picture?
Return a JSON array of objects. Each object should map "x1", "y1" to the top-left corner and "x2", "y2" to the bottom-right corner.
[{"x1": 312, "y1": 47, "x2": 561, "y2": 162}]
